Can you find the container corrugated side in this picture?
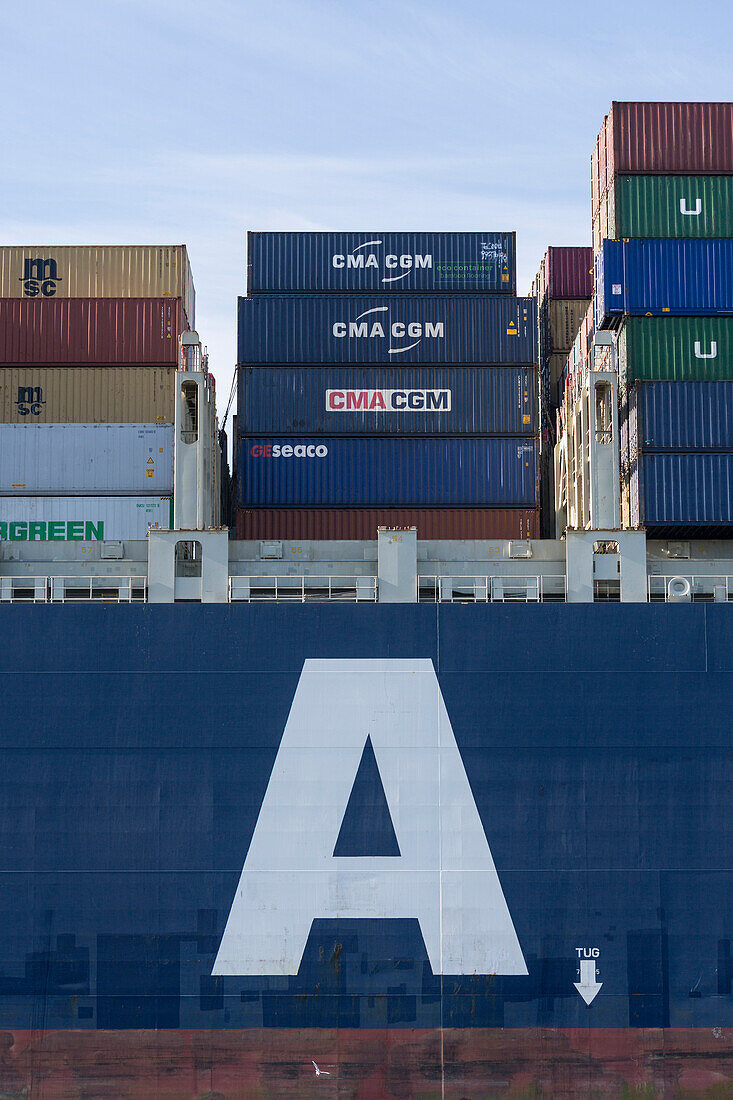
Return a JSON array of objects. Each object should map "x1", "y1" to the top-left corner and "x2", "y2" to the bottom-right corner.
[
  {"x1": 594, "y1": 239, "x2": 733, "y2": 328},
  {"x1": 618, "y1": 317, "x2": 733, "y2": 387},
  {"x1": 0, "y1": 299, "x2": 186, "y2": 365},
  {"x1": 0, "y1": 367, "x2": 176, "y2": 423},
  {"x1": 593, "y1": 175, "x2": 733, "y2": 249},
  {"x1": 235, "y1": 507, "x2": 539, "y2": 540},
  {"x1": 544, "y1": 247, "x2": 593, "y2": 301},
  {"x1": 0, "y1": 496, "x2": 172, "y2": 541},
  {"x1": 0, "y1": 246, "x2": 195, "y2": 325},
  {"x1": 237, "y1": 296, "x2": 537, "y2": 365},
  {"x1": 0, "y1": 424, "x2": 174, "y2": 494},
  {"x1": 238, "y1": 436, "x2": 538, "y2": 507},
  {"x1": 246, "y1": 232, "x2": 516, "y2": 294},
  {"x1": 541, "y1": 299, "x2": 590, "y2": 353},
  {"x1": 627, "y1": 382, "x2": 733, "y2": 453},
  {"x1": 627, "y1": 451, "x2": 733, "y2": 529},
  {"x1": 238, "y1": 366, "x2": 538, "y2": 436},
  {"x1": 594, "y1": 101, "x2": 733, "y2": 204}
]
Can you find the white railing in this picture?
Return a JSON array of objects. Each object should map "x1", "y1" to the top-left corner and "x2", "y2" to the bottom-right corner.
[
  {"x1": 0, "y1": 576, "x2": 147, "y2": 603},
  {"x1": 420, "y1": 574, "x2": 568, "y2": 603},
  {"x1": 648, "y1": 574, "x2": 733, "y2": 602},
  {"x1": 229, "y1": 575, "x2": 378, "y2": 603}
]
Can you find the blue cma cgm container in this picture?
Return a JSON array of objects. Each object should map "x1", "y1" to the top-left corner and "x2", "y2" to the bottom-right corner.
[
  {"x1": 628, "y1": 381, "x2": 733, "y2": 454},
  {"x1": 627, "y1": 451, "x2": 733, "y2": 530},
  {"x1": 246, "y1": 231, "x2": 516, "y2": 294},
  {"x1": 238, "y1": 436, "x2": 538, "y2": 507},
  {"x1": 238, "y1": 366, "x2": 538, "y2": 436},
  {"x1": 237, "y1": 296, "x2": 537, "y2": 365},
  {"x1": 595, "y1": 239, "x2": 733, "y2": 328}
]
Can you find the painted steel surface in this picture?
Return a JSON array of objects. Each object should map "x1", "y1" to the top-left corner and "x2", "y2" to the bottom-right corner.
[
  {"x1": 237, "y1": 295, "x2": 537, "y2": 365},
  {"x1": 0, "y1": 366, "x2": 176, "y2": 424},
  {"x1": 0, "y1": 423, "x2": 173, "y2": 494},
  {"x1": 238, "y1": 436, "x2": 539, "y2": 506},
  {"x1": 0, "y1": 495, "x2": 172, "y2": 540},
  {"x1": 627, "y1": 451, "x2": 733, "y2": 527},
  {"x1": 594, "y1": 239, "x2": 733, "y2": 327},
  {"x1": 533, "y1": 246, "x2": 593, "y2": 304},
  {"x1": 0, "y1": 298, "x2": 186, "y2": 365},
  {"x1": 0, "y1": 1028, "x2": 730, "y2": 1097},
  {"x1": 628, "y1": 381, "x2": 733, "y2": 453},
  {"x1": 618, "y1": 317, "x2": 733, "y2": 387},
  {"x1": 235, "y1": 507, "x2": 539, "y2": 540},
  {"x1": 594, "y1": 175, "x2": 733, "y2": 249},
  {"x1": 591, "y1": 101, "x2": 733, "y2": 209},
  {"x1": 238, "y1": 366, "x2": 538, "y2": 436},
  {"x1": 541, "y1": 299, "x2": 589, "y2": 353},
  {"x1": 0, "y1": 603, "x2": 729, "y2": 1038},
  {"x1": 247, "y1": 231, "x2": 516, "y2": 294},
  {"x1": 0, "y1": 245, "x2": 195, "y2": 325}
]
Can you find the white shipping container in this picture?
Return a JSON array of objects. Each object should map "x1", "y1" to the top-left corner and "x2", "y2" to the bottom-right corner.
[
  {"x1": 0, "y1": 423, "x2": 174, "y2": 494},
  {"x1": 0, "y1": 497, "x2": 172, "y2": 542}
]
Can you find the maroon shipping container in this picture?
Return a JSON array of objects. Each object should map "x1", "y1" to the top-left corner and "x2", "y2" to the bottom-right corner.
[
  {"x1": 592, "y1": 101, "x2": 733, "y2": 209},
  {"x1": 236, "y1": 507, "x2": 539, "y2": 541},
  {"x1": 533, "y1": 247, "x2": 593, "y2": 304},
  {"x1": 0, "y1": 298, "x2": 187, "y2": 365}
]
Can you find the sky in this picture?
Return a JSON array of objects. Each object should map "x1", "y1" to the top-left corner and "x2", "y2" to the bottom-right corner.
[{"x1": 2, "y1": 0, "x2": 732, "y2": 437}]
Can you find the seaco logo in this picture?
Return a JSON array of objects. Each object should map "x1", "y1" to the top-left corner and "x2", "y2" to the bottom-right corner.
[
  {"x1": 332, "y1": 305, "x2": 444, "y2": 355},
  {"x1": 326, "y1": 388, "x2": 451, "y2": 412},
  {"x1": 251, "y1": 443, "x2": 328, "y2": 458},
  {"x1": 332, "y1": 240, "x2": 431, "y2": 285},
  {"x1": 19, "y1": 258, "x2": 62, "y2": 298}
]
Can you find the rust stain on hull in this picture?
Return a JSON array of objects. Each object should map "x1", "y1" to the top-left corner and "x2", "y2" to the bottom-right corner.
[{"x1": 0, "y1": 1029, "x2": 730, "y2": 1099}]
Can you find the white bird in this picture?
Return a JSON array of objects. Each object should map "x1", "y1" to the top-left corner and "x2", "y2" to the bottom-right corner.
[{"x1": 312, "y1": 1061, "x2": 331, "y2": 1076}]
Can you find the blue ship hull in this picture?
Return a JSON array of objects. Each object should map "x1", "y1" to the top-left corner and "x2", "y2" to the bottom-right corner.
[{"x1": 1, "y1": 603, "x2": 730, "y2": 1042}]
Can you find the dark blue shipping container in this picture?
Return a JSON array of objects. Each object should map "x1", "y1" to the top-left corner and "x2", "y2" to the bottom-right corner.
[
  {"x1": 595, "y1": 239, "x2": 733, "y2": 328},
  {"x1": 238, "y1": 436, "x2": 538, "y2": 506},
  {"x1": 628, "y1": 450, "x2": 733, "y2": 528},
  {"x1": 628, "y1": 381, "x2": 733, "y2": 453},
  {"x1": 247, "y1": 231, "x2": 516, "y2": 294},
  {"x1": 237, "y1": 296, "x2": 537, "y2": 365},
  {"x1": 238, "y1": 366, "x2": 538, "y2": 436}
]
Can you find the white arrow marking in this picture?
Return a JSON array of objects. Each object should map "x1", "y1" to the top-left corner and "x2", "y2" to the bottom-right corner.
[{"x1": 574, "y1": 958, "x2": 602, "y2": 1005}]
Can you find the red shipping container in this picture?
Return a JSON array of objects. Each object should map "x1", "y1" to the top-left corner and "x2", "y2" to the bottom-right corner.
[
  {"x1": 592, "y1": 101, "x2": 733, "y2": 208},
  {"x1": 0, "y1": 298, "x2": 187, "y2": 365},
  {"x1": 236, "y1": 507, "x2": 539, "y2": 541},
  {"x1": 534, "y1": 247, "x2": 593, "y2": 304}
]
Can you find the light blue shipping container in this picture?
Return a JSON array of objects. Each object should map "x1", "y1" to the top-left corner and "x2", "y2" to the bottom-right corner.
[
  {"x1": 247, "y1": 231, "x2": 516, "y2": 293},
  {"x1": 238, "y1": 436, "x2": 538, "y2": 507},
  {"x1": 595, "y1": 239, "x2": 733, "y2": 328}
]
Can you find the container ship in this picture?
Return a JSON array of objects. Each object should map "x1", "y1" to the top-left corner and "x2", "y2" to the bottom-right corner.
[{"x1": 0, "y1": 104, "x2": 731, "y2": 1098}]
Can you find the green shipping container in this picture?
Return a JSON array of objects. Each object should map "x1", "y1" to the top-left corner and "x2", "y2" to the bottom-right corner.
[
  {"x1": 618, "y1": 317, "x2": 733, "y2": 388},
  {"x1": 593, "y1": 175, "x2": 733, "y2": 250}
]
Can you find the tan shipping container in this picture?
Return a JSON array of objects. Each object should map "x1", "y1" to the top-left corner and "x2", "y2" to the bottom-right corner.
[
  {"x1": 543, "y1": 298, "x2": 590, "y2": 353},
  {"x1": 0, "y1": 367, "x2": 176, "y2": 424},
  {"x1": 0, "y1": 245, "x2": 195, "y2": 325}
]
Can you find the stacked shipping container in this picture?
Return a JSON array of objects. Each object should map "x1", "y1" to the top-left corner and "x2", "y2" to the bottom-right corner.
[
  {"x1": 237, "y1": 232, "x2": 539, "y2": 539},
  {"x1": 0, "y1": 246, "x2": 192, "y2": 541},
  {"x1": 589, "y1": 102, "x2": 733, "y2": 533},
  {"x1": 532, "y1": 247, "x2": 592, "y2": 536}
]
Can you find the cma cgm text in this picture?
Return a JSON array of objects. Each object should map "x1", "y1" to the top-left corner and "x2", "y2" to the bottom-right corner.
[
  {"x1": 332, "y1": 321, "x2": 444, "y2": 338},
  {"x1": 332, "y1": 253, "x2": 431, "y2": 270},
  {"x1": 326, "y1": 389, "x2": 451, "y2": 411},
  {"x1": 250, "y1": 444, "x2": 328, "y2": 457}
]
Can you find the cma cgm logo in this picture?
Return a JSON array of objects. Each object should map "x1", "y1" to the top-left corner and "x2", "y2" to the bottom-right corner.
[
  {"x1": 213, "y1": 659, "x2": 527, "y2": 979},
  {"x1": 332, "y1": 240, "x2": 431, "y2": 284},
  {"x1": 327, "y1": 388, "x2": 451, "y2": 412},
  {"x1": 19, "y1": 258, "x2": 62, "y2": 297},
  {"x1": 250, "y1": 443, "x2": 328, "y2": 457},
  {"x1": 332, "y1": 306, "x2": 444, "y2": 355}
]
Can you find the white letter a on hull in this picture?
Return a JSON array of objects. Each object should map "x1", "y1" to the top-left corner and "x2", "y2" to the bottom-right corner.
[{"x1": 213, "y1": 659, "x2": 527, "y2": 977}]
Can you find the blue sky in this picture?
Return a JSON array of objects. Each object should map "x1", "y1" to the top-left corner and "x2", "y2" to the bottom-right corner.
[{"x1": 3, "y1": 0, "x2": 731, "y2": 425}]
